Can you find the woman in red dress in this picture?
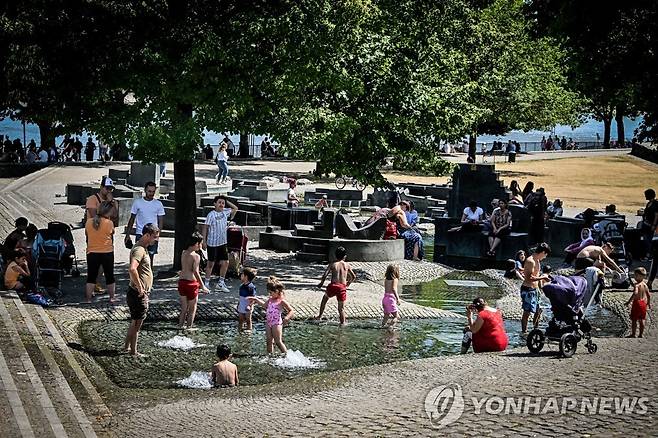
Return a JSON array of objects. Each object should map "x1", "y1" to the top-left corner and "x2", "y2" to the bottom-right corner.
[{"x1": 466, "y1": 297, "x2": 509, "y2": 353}]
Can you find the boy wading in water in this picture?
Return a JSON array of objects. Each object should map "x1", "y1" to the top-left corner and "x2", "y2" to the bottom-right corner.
[
  {"x1": 626, "y1": 267, "x2": 652, "y2": 338},
  {"x1": 521, "y1": 243, "x2": 551, "y2": 334},
  {"x1": 178, "y1": 232, "x2": 210, "y2": 330},
  {"x1": 315, "y1": 246, "x2": 356, "y2": 325}
]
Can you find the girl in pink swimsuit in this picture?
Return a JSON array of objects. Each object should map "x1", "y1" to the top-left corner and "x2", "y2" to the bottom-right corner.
[
  {"x1": 249, "y1": 276, "x2": 295, "y2": 354},
  {"x1": 382, "y1": 264, "x2": 401, "y2": 326}
]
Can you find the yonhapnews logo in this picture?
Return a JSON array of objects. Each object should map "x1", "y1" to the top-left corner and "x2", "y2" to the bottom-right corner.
[
  {"x1": 424, "y1": 384, "x2": 650, "y2": 429},
  {"x1": 424, "y1": 383, "x2": 465, "y2": 428}
]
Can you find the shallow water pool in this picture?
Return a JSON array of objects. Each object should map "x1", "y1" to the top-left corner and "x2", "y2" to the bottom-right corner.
[{"x1": 79, "y1": 318, "x2": 473, "y2": 388}]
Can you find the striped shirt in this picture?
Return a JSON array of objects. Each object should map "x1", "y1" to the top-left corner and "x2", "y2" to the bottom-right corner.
[{"x1": 205, "y1": 209, "x2": 232, "y2": 246}]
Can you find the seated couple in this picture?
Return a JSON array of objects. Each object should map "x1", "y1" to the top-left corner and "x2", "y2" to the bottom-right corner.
[
  {"x1": 368, "y1": 201, "x2": 423, "y2": 261},
  {"x1": 449, "y1": 199, "x2": 513, "y2": 256}
]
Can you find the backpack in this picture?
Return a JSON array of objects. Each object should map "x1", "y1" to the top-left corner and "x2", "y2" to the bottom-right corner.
[{"x1": 384, "y1": 220, "x2": 398, "y2": 240}]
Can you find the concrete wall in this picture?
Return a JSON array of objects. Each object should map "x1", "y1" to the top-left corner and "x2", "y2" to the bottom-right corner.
[{"x1": 128, "y1": 162, "x2": 160, "y2": 187}]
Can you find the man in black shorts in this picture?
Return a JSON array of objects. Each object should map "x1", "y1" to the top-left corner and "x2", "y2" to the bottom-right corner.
[{"x1": 124, "y1": 223, "x2": 159, "y2": 357}]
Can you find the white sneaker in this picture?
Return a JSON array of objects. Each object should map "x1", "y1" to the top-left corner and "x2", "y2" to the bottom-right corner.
[{"x1": 218, "y1": 281, "x2": 230, "y2": 293}]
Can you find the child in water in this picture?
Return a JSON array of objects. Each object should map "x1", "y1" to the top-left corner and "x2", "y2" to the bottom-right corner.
[
  {"x1": 249, "y1": 276, "x2": 294, "y2": 354},
  {"x1": 382, "y1": 264, "x2": 401, "y2": 326},
  {"x1": 237, "y1": 267, "x2": 257, "y2": 332},
  {"x1": 211, "y1": 344, "x2": 239, "y2": 387}
]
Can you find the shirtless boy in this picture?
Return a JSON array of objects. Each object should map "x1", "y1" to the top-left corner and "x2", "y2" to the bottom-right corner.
[
  {"x1": 178, "y1": 232, "x2": 209, "y2": 329},
  {"x1": 576, "y1": 243, "x2": 623, "y2": 273},
  {"x1": 315, "y1": 246, "x2": 356, "y2": 325},
  {"x1": 521, "y1": 243, "x2": 551, "y2": 334},
  {"x1": 211, "y1": 344, "x2": 239, "y2": 387},
  {"x1": 626, "y1": 267, "x2": 652, "y2": 338}
]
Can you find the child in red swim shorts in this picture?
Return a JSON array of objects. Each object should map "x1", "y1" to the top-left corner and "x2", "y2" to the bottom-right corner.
[
  {"x1": 315, "y1": 246, "x2": 356, "y2": 325},
  {"x1": 626, "y1": 267, "x2": 652, "y2": 338},
  {"x1": 178, "y1": 233, "x2": 209, "y2": 329}
]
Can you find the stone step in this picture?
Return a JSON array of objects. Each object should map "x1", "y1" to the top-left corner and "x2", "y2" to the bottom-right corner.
[
  {"x1": 295, "y1": 251, "x2": 327, "y2": 263},
  {"x1": 0, "y1": 293, "x2": 101, "y2": 437},
  {"x1": 302, "y1": 243, "x2": 327, "y2": 255}
]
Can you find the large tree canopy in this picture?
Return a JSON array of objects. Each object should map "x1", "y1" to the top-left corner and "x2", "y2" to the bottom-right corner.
[
  {"x1": 2, "y1": 0, "x2": 583, "y2": 267},
  {"x1": 527, "y1": 0, "x2": 658, "y2": 144}
]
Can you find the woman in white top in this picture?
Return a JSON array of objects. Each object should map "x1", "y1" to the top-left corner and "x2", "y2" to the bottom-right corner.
[
  {"x1": 449, "y1": 200, "x2": 484, "y2": 232},
  {"x1": 215, "y1": 143, "x2": 229, "y2": 184}
]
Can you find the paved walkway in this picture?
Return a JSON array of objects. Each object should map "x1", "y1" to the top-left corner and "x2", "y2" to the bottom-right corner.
[{"x1": 0, "y1": 160, "x2": 656, "y2": 437}]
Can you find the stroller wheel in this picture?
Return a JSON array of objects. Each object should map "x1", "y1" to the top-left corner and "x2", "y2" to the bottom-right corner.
[
  {"x1": 559, "y1": 333, "x2": 578, "y2": 358},
  {"x1": 587, "y1": 343, "x2": 598, "y2": 354},
  {"x1": 526, "y1": 329, "x2": 545, "y2": 354},
  {"x1": 71, "y1": 269, "x2": 80, "y2": 278}
]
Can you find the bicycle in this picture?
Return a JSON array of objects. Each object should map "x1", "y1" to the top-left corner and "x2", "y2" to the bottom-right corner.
[{"x1": 335, "y1": 175, "x2": 366, "y2": 191}]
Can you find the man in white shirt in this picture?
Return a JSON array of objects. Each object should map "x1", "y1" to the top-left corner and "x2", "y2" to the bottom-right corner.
[{"x1": 125, "y1": 181, "x2": 165, "y2": 265}]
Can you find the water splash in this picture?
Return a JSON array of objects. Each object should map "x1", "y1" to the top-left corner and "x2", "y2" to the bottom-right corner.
[
  {"x1": 176, "y1": 371, "x2": 212, "y2": 389},
  {"x1": 273, "y1": 350, "x2": 324, "y2": 369},
  {"x1": 157, "y1": 335, "x2": 207, "y2": 351}
]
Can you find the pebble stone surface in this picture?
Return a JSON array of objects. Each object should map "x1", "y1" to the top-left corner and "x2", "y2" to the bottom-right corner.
[{"x1": 3, "y1": 163, "x2": 657, "y2": 437}]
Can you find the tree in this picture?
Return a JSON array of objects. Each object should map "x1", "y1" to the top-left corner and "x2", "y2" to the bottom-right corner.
[
  {"x1": 0, "y1": 1, "x2": 130, "y2": 148},
  {"x1": 527, "y1": 1, "x2": 658, "y2": 145},
  {"x1": 463, "y1": 0, "x2": 581, "y2": 159}
]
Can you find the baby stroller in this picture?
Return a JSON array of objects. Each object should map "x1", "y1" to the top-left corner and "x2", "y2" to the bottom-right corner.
[
  {"x1": 597, "y1": 219, "x2": 628, "y2": 264},
  {"x1": 226, "y1": 226, "x2": 248, "y2": 277},
  {"x1": 46, "y1": 222, "x2": 80, "y2": 276},
  {"x1": 526, "y1": 274, "x2": 602, "y2": 358},
  {"x1": 32, "y1": 223, "x2": 80, "y2": 301}
]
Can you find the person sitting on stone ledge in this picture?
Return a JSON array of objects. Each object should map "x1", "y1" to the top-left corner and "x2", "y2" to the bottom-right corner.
[
  {"x1": 449, "y1": 200, "x2": 484, "y2": 233},
  {"x1": 462, "y1": 297, "x2": 508, "y2": 353},
  {"x1": 2, "y1": 217, "x2": 29, "y2": 265},
  {"x1": 397, "y1": 201, "x2": 424, "y2": 260},
  {"x1": 405, "y1": 200, "x2": 419, "y2": 227},
  {"x1": 487, "y1": 199, "x2": 512, "y2": 256},
  {"x1": 508, "y1": 180, "x2": 524, "y2": 205},
  {"x1": 547, "y1": 198, "x2": 563, "y2": 219}
]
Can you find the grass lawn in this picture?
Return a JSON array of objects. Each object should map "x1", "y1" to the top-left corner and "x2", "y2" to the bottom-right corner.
[{"x1": 384, "y1": 154, "x2": 658, "y2": 217}]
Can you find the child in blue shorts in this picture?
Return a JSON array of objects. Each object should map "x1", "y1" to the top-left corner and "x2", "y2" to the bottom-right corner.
[{"x1": 237, "y1": 267, "x2": 257, "y2": 331}]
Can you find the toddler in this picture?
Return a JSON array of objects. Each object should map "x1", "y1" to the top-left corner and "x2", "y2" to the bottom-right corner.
[
  {"x1": 249, "y1": 276, "x2": 294, "y2": 354},
  {"x1": 237, "y1": 267, "x2": 257, "y2": 331}
]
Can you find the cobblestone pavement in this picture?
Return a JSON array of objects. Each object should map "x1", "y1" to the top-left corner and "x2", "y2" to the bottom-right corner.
[{"x1": 107, "y1": 336, "x2": 657, "y2": 437}]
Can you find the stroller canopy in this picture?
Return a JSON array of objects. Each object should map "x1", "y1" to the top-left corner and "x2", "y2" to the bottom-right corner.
[{"x1": 542, "y1": 275, "x2": 588, "y2": 319}]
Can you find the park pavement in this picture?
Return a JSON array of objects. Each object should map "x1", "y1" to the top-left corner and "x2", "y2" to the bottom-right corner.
[{"x1": 0, "y1": 158, "x2": 656, "y2": 437}]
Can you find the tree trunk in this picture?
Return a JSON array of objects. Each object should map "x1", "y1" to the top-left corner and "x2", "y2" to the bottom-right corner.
[
  {"x1": 603, "y1": 116, "x2": 612, "y2": 148},
  {"x1": 239, "y1": 132, "x2": 250, "y2": 157},
  {"x1": 172, "y1": 105, "x2": 198, "y2": 270},
  {"x1": 468, "y1": 133, "x2": 477, "y2": 163},
  {"x1": 615, "y1": 104, "x2": 625, "y2": 146},
  {"x1": 37, "y1": 120, "x2": 55, "y2": 150}
]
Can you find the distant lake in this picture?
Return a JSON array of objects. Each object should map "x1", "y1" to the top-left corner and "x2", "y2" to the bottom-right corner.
[{"x1": 1, "y1": 116, "x2": 642, "y2": 148}]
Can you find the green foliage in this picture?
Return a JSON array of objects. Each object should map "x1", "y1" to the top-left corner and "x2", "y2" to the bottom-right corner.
[{"x1": 392, "y1": 152, "x2": 457, "y2": 177}]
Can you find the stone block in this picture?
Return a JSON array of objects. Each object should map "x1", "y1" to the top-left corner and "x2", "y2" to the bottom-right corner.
[
  {"x1": 128, "y1": 162, "x2": 160, "y2": 187},
  {"x1": 108, "y1": 168, "x2": 129, "y2": 181},
  {"x1": 447, "y1": 163, "x2": 507, "y2": 218},
  {"x1": 335, "y1": 213, "x2": 386, "y2": 240},
  {"x1": 163, "y1": 206, "x2": 176, "y2": 231},
  {"x1": 159, "y1": 177, "x2": 175, "y2": 194},
  {"x1": 508, "y1": 204, "x2": 531, "y2": 233},
  {"x1": 547, "y1": 217, "x2": 585, "y2": 254},
  {"x1": 268, "y1": 206, "x2": 317, "y2": 230}
]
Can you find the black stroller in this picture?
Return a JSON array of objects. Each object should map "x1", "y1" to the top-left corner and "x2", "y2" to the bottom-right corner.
[
  {"x1": 526, "y1": 274, "x2": 602, "y2": 358},
  {"x1": 32, "y1": 222, "x2": 80, "y2": 300}
]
